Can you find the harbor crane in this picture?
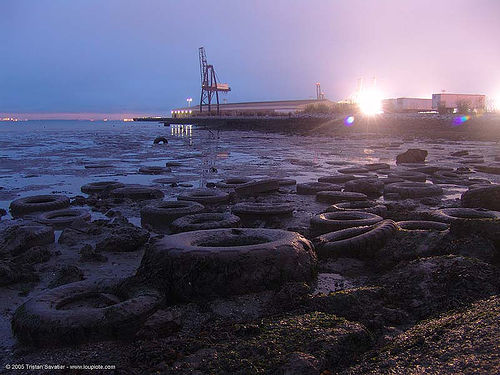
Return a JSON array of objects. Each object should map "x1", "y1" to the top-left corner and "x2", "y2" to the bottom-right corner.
[{"x1": 199, "y1": 47, "x2": 231, "y2": 114}]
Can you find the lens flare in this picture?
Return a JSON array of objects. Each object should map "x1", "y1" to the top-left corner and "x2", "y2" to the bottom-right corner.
[
  {"x1": 344, "y1": 115, "x2": 355, "y2": 126},
  {"x1": 357, "y1": 90, "x2": 383, "y2": 115},
  {"x1": 453, "y1": 115, "x2": 470, "y2": 126}
]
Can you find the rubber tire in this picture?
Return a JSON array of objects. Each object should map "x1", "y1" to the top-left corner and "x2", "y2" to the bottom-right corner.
[
  {"x1": 337, "y1": 167, "x2": 370, "y2": 174},
  {"x1": 461, "y1": 185, "x2": 500, "y2": 211},
  {"x1": 10, "y1": 195, "x2": 70, "y2": 216},
  {"x1": 1, "y1": 225, "x2": 55, "y2": 256},
  {"x1": 310, "y1": 211, "x2": 383, "y2": 235},
  {"x1": 177, "y1": 189, "x2": 230, "y2": 204},
  {"x1": 81, "y1": 181, "x2": 124, "y2": 195},
  {"x1": 384, "y1": 182, "x2": 443, "y2": 198},
  {"x1": 234, "y1": 179, "x2": 280, "y2": 196},
  {"x1": 153, "y1": 137, "x2": 168, "y2": 144},
  {"x1": 316, "y1": 191, "x2": 368, "y2": 204},
  {"x1": 111, "y1": 185, "x2": 165, "y2": 200},
  {"x1": 37, "y1": 208, "x2": 91, "y2": 229},
  {"x1": 388, "y1": 171, "x2": 427, "y2": 182},
  {"x1": 327, "y1": 201, "x2": 387, "y2": 217},
  {"x1": 344, "y1": 178, "x2": 384, "y2": 197},
  {"x1": 170, "y1": 212, "x2": 241, "y2": 233},
  {"x1": 318, "y1": 174, "x2": 357, "y2": 184},
  {"x1": 296, "y1": 182, "x2": 342, "y2": 195},
  {"x1": 430, "y1": 207, "x2": 500, "y2": 223},
  {"x1": 141, "y1": 201, "x2": 204, "y2": 227},
  {"x1": 138, "y1": 166, "x2": 172, "y2": 175},
  {"x1": 397, "y1": 220, "x2": 449, "y2": 231},
  {"x1": 136, "y1": 228, "x2": 317, "y2": 300},
  {"x1": 313, "y1": 220, "x2": 398, "y2": 259},
  {"x1": 216, "y1": 178, "x2": 254, "y2": 189},
  {"x1": 11, "y1": 278, "x2": 161, "y2": 347},
  {"x1": 232, "y1": 202, "x2": 294, "y2": 216}
]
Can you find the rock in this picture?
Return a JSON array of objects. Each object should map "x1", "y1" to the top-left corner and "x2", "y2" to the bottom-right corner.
[
  {"x1": 396, "y1": 149, "x2": 428, "y2": 164},
  {"x1": 95, "y1": 226, "x2": 149, "y2": 252},
  {"x1": 461, "y1": 185, "x2": 500, "y2": 211},
  {"x1": 48, "y1": 265, "x2": 84, "y2": 288},
  {"x1": 79, "y1": 244, "x2": 107, "y2": 262},
  {"x1": 280, "y1": 352, "x2": 320, "y2": 375},
  {"x1": 379, "y1": 255, "x2": 499, "y2": 320},
  {"x1": 14, "y1": 246, "x2": 52, "y2": 265},
  {"x1": 0, "y1": 225, "x2": 55, "y2": 256}
]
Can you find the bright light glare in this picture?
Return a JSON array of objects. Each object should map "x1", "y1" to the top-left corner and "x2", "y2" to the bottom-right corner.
[
  {"x1": 494, "y1": 94, "x2": 500, "y2": 111},
  {"x1": 357, "y1": 90, "x2": 383, "y2": 115}
]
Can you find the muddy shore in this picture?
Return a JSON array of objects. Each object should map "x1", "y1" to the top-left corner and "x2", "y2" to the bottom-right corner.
[{"x1": 1, "y1": 117, "x2": 499, "y2": 374}]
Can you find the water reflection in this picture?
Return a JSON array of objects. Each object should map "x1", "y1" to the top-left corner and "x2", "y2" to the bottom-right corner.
[{"x1": 170, "y1": 124, "x2": 193, "y2": 145}]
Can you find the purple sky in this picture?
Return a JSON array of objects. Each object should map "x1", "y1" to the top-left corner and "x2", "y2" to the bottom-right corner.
[{"x1": 1, "y1": 0, "x2": 499, "y2": 117}]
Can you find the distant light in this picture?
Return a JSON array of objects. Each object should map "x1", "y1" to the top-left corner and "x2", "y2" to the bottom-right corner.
[
  {"x1": 453, "y1": 115, "x2": 470, "y2": 126},
  {"x1": 344, "y1": 116, "x2": 355, "y2": 126},
  {"x1": 357, "y1": 90, "x2": 383, "y2": 116}
]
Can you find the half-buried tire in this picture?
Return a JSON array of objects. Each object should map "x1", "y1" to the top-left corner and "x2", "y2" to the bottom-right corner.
[
  {"x1": 397, "y1": 220, "x2": 449, "y2": 231},
  {"x1": 141, "y1": 201, "x2": 204, "y2": 227},
  {"x1": 429, "y1": 207, "x2": 500, "y2": 223},
  {"x1": 136, "y1": 228, "x2": 317, "y2": 300},
  {"x1": 37, "y1": 208, "x2": 91, "y2": 229},
  {"x1": 177, "y1": 189, "x2": 230, "y2": 204},
  {"x1": 11, "y1": 278, "x2": 161, "y2": 346},
  {"x1": 10, "y1": 195, "x2": 70, "y2": 216},
  {"x1": 232, "y1": 202, "x2": 294, "y2": 216},
  {"x1": 310, "y1": 211, "x2": 383, "y2": 235},
  {"x1": 313, "y1": 220, "x2": 398, "y2": 259},
  {"x1": 81, "y1": 181, "x2": 124, "y2": 195},
  {"x1": 170, "y1": 212, "x2": 241, "y2": 233}
]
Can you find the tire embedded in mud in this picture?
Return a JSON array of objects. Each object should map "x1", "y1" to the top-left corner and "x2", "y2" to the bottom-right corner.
[
  {"x1": 234, "y1": 179, "x2": 280, "y2": 196},
  {"x1": 177, "y1": 189, "x2": 230, "y2": 204},
  {"x1": 310, "y1": 211, "x2": 383, "y2": 235},
  {"x1": 461, "y1": 185, "x2": 500, "y2": 211},
  {"x1": 429, "y1": 207, "x2": 500, "y2": 223},
  {"x1": 136, "y1": 228, "x2": 317, "y2": 300},
  {"x1": 316, "y1": 191, "x2": 368, "y2": 204},
  {"x1": 344, "y1": 178, "x2": 384, "y2": 197},
  {"x1": 153, "y1": 136, "x2": 168, "y2": 144},
  {"x1": 10, "y1": 195, "x2": 70, "y2": 216},
  {"x1": 11, "y1": 278, "x2": 161, "y2": 346},
  {"x1": 170, "y1": 212, "x2": 241, "y2": 233},
  {"x1": 384, "y1": 182, "x2": 443, "y2": 198},
  {"x1": 37, "y1": 208, "x2": 91, "y2": 229},
  {"x1": 296, "y1": 182, "x2": 342, "y2": 195},
  {"x1": 111, "y1": 185, "x2": 165, "y2": 200},
  {"x1": 216, "y1": 177, "x2": 254, "y2": 189},
  {"x1": 388, "y1": 171, "x2": 427, "y2": 182},
  {"x1": 313, "y1": 220, "x2": 398, "y2": 259},
  {"x1": 138, "y1": 166, "x2": 172, "y2": 175},
  {"x1": 318, "y1": 174, "x2": 357, "y2": 184},
  {"x1": 397, "y1": 220, "x2": 449, "y2": 231},
  {"x1": 327, "y1": 200, "x2": 387, "y2": 217},
  {"x1": 81, "y1": 181, "x2": 124, "y2": 195},
  {"x1": 232, "y1": 202, "x2": 294, "y2": 216},
  {"x1": 141, "y1": 201, "x2": 205, "y2": 227}
]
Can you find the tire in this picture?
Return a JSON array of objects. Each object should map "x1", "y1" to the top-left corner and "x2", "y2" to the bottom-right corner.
[
  {"x1": 111, "y1": 185, "x2": 165, "y2": 200},
  {"x1": 136, "y1": 228, "x2": 317, "y2": 300},
  {"x1": 296, "y1": 182, "x2": 342, "y2": 195},
  {"x1": 384, "y1": 182, "x2": 443, "y2": 198},
  {"x1": 138, "y1": 166, "x2": 172, "y2": 175},
  {"x1": 216, "y1": 177, "x2": 254, "y2": 189},
  {"x1": 234, "y1": 179, "x2": 280, "y2": 196},
  {"x1": 397, "y1": 220, "x2": 449, "y2": 231},
  {"x1": 10, "y1": 195, "x2": 70, "y2": 216},
  {"x1": 344, "y1": 178, "x2": 384, "y2": 197},
  {"x1": 81, "y1": 181, "x2": 124, "y2": 195},
  {"x1": 310, "y1": 211, "x2": 383, "y2": 235},
  {"x1": 11, "y1": 278, "x2": 161, "y2": 346},
  {"x1": 313, "y1": 219, "x2": 398, "y2": 259},
  {"x1": 461, "y1": 185, "x2": 500, "y2": 211},
  {"x1": 430, "y1": 207, "x2": 500, "y2": 223},
  {"x1": 318, "y1": 174, "x2": 357, "y2": 184},
  {"x1": 141, "y1": 201, "x2": 204, "y2": 227},
  {"x1": 388, "y1": 171, "x2": 427, "y2": 182},
  {"x1": 316, "y1": 191, "x2": 367, "y2": 204},
  {"x1": 327, "y1": 200, "x2": 387, "y2": 217},
  {"x1": 37, "y1": 209, "x2": 91, "y2": 229},
  {"x1": 337, "y1": 167, "x2": 370, "y2": 174},
  {"x1": 232, "y1": 202, "x2": 294, "y2": 216},
  {"x1": 276, "y1": 178, "x2": 297, "y2": 186},
  {"x1": 170, "y1": 212, "x2": 241, "y2": 233},
  {"x1": 475, "y1": 164, "x2": 500, "y2": 175},
  {"x1": 177, "y1": 189, "x2": 230, "y2": 204},
  {"x1": 431, "y1": 171, "x2": 469, "y2": 185},
  {"x1": 1, "y1": 225, "x2": 55, "y2": 256},
  {"x1": 364, "y1": 163, "x2": 390, "y2": 171},
  {"x1": 153, "y1": 137, "x2": 168, "y2": 144}
]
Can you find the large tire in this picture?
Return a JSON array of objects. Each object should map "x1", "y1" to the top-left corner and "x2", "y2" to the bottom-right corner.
[
  {"x1": 296, "y1": 182, "x2": 341, "y2": 195},
  {"x1": 141, "y1": 201, "x2": 204, "y2": 227},
  {"x1": 177, "y1": 189, "x2": 230, "y2": 204},
  {"x1": 11, "y1": 278, "x2": 161, "y2": 346},
  {"x1": 430, "y1": 207, "x2": 500, "y2": 223},
  {"x1": 384, "y1": 182, "x2": 442, "y2": 198},
  {"x1": 170, "y1": 212, "x2": 241, "y2": 233},
  {"x1": 153, "y1": 136, "x2": 168, "y2": 144},
  {"x1": 316, "y1": 191, "x2": 368, "y2": 204},
  {"x1": 37, "y1": 208, "x2": 91, "y2": 229},
  {"x1": 344, "y1": 178, "x2": 384, "y2": 197},
  {"x1": 397, "y1": 220, "x2": 449, "y2": 231},
  {"x1": 313, "y1": 220, "x2": 398, "y2": 259},
  {"x1": 310, "y1": 211, "x2": 383, "y2": 235},
  {"x1": 232, "y1": 202, "x2": 294, "y2": 216},
  {"x1": 81, "y1": 181, "x2": 124, "y2": 195},
  {"x1": 111, "y1": 185, "x2": 164, "y2": 200},
  {"x1": 10, "y1": 195, "x2": 70, "y2": 216},
  {"x1": 136, "y1": 228, "x2": 317, "y2": 300},
  {"x1": 216, "y1": 178, "x2": 254, "y2": 189},
  {"x1": 318, "y1": 174, "x2": 357, "y2": 184},
  {"x1": 234, "y1": 179, "x2": 280, "y2": 196},
  {"x1": 461, "y1": 185, "x2": 500, "y2": 211},
  {"x1": 327, "y1": 200, "x2": 387, "y2": 217}
]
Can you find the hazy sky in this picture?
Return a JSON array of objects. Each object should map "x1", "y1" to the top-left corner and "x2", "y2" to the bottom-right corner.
[{"x1": 1, "y1": 0, "x2": 499, "y2": 117}]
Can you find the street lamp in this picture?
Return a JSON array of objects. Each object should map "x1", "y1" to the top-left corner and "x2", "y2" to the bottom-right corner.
[{"x1": 187, "y1": 98, "x2": 193, "y2": 107}]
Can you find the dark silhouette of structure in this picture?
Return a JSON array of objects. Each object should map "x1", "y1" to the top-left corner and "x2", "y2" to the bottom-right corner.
[{"x1": 199, "y1": 47, "x2": 231, "y2": 114}]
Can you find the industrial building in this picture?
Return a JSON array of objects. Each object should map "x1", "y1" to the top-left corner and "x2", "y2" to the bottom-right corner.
[
  {"x1": 383, "y1": 98, "x2": 433, "y2": 113},
  {"x1": 432, "y1": 93, "x2": 486, "y2": 113},
  {"x1": 171, "y1": 99, "x2": 330, "y2": 118}
]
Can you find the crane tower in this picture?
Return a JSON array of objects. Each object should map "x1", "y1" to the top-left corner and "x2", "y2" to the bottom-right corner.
[{"x1": 199, "y1": 47, "x2": 231, "y2": 114}]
